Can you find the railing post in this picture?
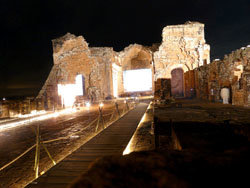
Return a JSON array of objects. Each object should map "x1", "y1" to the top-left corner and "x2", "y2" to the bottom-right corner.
[
  {"x1": 95, "y1": 116, "x2": 100, "y2": 132},
  {"x1": 109, "y1": 109, "x2": 115, "y2": 122},
  {"x1": 122, "y1": 101, "x2": 126, "y2": 115},
  {"x1": 99, "y1": 106, "x2": 105, "y2": 129},
  {"x1": 115, "y1": 102, "x2": 120, "y2": 118},
  {"x1": 126, "y1": 100, "x2": 129, "y2": 111},
  {"x1": 34, "y1": 125, "x2": 40, "y2": 178}
]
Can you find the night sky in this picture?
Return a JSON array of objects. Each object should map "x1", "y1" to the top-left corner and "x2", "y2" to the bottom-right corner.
[{"x1": 0, "y1": 0, "x2": 249, "y2": 98}]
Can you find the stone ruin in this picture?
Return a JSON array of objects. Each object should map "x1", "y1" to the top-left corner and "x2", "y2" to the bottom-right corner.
[
  {"x1": 35, "y1": 33, "x2": 154, "y2": 110},
  {"x1": 154, "y1": 22, "x2": 210, "y2": 99},
  {"x1": 37, "y1": 33, "x2": 118, "y2": 109},
  {"x1": 2, "y1": 21, "x2": 244, "y2": 116},
  {"x1": 154, "y1": 22, "x2": 210, "y2": 79},
  {"x1": 1, "y1": 21, "x2": 249, "y2": 118},
  {"x1": 184, "y1": 47, "x2": 250, "y2": 106}
]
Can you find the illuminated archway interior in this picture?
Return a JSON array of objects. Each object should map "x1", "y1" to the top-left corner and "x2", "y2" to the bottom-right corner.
[{"x1": 123, "y1": 69, "x2": 152, "y2": 92}]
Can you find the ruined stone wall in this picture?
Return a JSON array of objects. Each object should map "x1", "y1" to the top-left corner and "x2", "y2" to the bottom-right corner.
[
  {"x1": 207, "y1": 61, "x2": 220, "y2": 101},
  {"x1": 0, "y1": 97, "x2": 38, "y2": 118},
  {"x1": 185, "y1": 46, "x2": 250, "y2": 106},
  {"x1": 196, "y1": 65, "x2": 209, "y2": 100},
  {"x1": 184, "y1": 70, "x2": 195, "y2": 98},
  {"x1": 37, "y1": 33, "x2": 95, "y2": 107},
  {"x1": 90, "y1": 47, "x2": 120, "y2": 99},
  {"x1": 223, "y1": 47, "x2": 250, "y2": 106},
  {"x1": 52, "y1": 33, "x2": 94, "y2": 87},
  {"x1": 0, "y1": 102, "x2": 9, "y2": 118},
  {"x1": 154, "y1": 22, "x2": 210, "y2": 80},
  {"x1": 37, "y1": 33, "x2": 119, "y2": 107},
  {"x1": 154, "y1": 78, "x2": 171, "y2": 100},
  {"x1": 37, "y1": 22, "x2": 214, "y2": 107}
]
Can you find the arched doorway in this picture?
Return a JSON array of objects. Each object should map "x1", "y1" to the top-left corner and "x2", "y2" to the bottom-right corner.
[{"x1": 171, "y1": 68, "x2": 184, "y2": 97}]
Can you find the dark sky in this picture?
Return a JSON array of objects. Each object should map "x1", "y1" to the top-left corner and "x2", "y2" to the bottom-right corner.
[{"x1": 0, "y1": 0, "x2": 249, "y2": 97}]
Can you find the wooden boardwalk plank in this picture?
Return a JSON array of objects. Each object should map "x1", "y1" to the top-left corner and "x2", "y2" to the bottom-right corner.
[{"x1": 26, "y1": 103, "x2": 148, "y2": 188}]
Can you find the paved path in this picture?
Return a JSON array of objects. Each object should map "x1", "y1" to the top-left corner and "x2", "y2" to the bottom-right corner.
[{"x1": 26, "y1": 102, "x2": 149, "y2": 188}]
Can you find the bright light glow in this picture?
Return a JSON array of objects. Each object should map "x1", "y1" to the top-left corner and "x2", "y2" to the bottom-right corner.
[
  {"x1": 58, "y1": 75, "x2": 84, "y2": 107},
  {"x1": 123, "y1": 112, "x2": 147, "y2": 155},
  {"x1": 58, "y1": 84, "x2": 77, "y2": 107},
  {"x1": 122, "y1": 139, "x2": 133, "y2": 155},
  {"x1": 17, "y1": 110, "x2": 46, "y2": 118},
  {"x1": 0, "y1": 108, "x2": 78, "y2": 132},
  {"x1": 52, "y1": 112, "x2": 59, "y2": 118},
  {"x1": 86, "y1": 102, "x2": 91, "y2": 108},
  {"x1": 40, "y1": 171, "x2": 45, "y2": 175},
  {"x1": 123, "y1": 69, "x2": 152, "y2": 92},
  {"x1": 99, "y1": 103, "x2": 104, "y2": 107},
  {"x1": 3, "y1": 98, "x2": 6, "y2": 101}
]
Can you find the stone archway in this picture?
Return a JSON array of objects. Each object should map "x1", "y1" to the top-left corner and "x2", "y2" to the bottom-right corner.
[{"x1": 171, "y1": 68, "x2": 184, "y2": 97}]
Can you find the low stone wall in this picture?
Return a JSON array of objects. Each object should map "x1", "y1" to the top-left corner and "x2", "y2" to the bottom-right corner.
[
  {"x1": 184, "y1": 47, "x2": 250, "y2": 107},
  {"x1": 154, "y1": 78, "x2": 171, "y2": 100},
  {"x1": 0, "y1": 98, "x2": 39, "y2": 118}
]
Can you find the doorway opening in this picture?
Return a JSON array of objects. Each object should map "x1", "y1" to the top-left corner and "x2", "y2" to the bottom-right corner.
[{"x1": 171, "y1": 68, "x2": 184, "y2": 97}]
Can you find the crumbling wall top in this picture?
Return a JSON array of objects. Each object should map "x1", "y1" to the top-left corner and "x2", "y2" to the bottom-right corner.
[
  {"x1": 90, "y1": 47, "x2": 116, "y2": 57},
  {"x1": 164, "y1": 21, "x2": 204, "y2": 28},
  {"x1": 52, "y1": 33, "x2": 90, "y2": 64},
  {"x1": 52, "y1": 33, "x2": 77, "y2": 52},
  {"x1": 162, "y1": 21, "x2": 205, "y2": 43}
]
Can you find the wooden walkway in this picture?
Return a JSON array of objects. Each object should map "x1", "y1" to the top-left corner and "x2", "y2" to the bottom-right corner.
[{"x1": 26, "y1": 102, "x2": 149, "y2": 188}]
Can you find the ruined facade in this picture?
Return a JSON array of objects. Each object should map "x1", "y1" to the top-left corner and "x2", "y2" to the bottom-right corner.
[
  {"x1": 37, "y1": 33, "x2": 155, "y2": 109},
  {"x1": 154, "y1": 22, "x2": 210, "y2": 79},
  {"x1": 37, "y1": 33, "x2": 122, "y2": 109},
  {"x1": 154, "y1": 22, "x2": 210, "y2": 97},
  {"x1": 35, "y1": 21, "x2": 248, "y2": 110},
  {"x1": 2, "y1": 22, "x2": 249, "y2": 119},
  {"x1": 38, "y1": 22, "x2": 210, "y2": 108}
]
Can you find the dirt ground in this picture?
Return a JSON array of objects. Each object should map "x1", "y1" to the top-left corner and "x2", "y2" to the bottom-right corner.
[
  {"x1": 0, "y1": 100, "x2": 135, "y2": 188},
  {"x1": 126, "y1": 99, "x2": 250, "y2": 154},
  {"x1": 154, "y1": 99, "x2": 250, "y2": 140}
]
